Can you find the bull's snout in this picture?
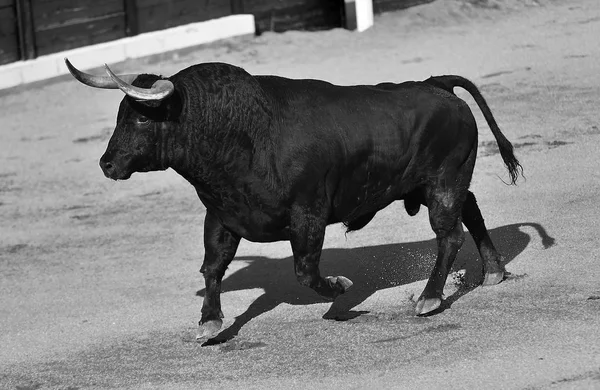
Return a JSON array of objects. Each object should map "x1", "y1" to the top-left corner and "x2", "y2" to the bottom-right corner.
[
  {"x1": 99, "y1": 158, "x2": 117, "y2": 179},
  {"x1": 99, "y1": 153, "x2": 134, "y2": 180}
]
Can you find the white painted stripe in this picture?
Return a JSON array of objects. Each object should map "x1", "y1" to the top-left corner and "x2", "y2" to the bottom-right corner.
[
  {"x1": 355, "y1": 0, "x2": 374, "y2": 32},
  {"x1": 0, "y1": 14, "x2": 256, "y2": 91},
  {"x1": 344, "y1": 0, "x2": 374, "y2": 32}
]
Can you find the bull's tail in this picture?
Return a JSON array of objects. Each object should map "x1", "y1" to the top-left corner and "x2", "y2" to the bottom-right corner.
[{"x1": 425, "y1": 75, "x2": 523, "y2": 184}]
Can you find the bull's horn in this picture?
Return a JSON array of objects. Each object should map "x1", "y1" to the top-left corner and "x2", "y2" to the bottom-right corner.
[
  {"x1": 64, "y1": 58, "x2": 138, "y2": 89},
  {"x1": 104, "y1": 63, "x2": 174, "y2": 101}
]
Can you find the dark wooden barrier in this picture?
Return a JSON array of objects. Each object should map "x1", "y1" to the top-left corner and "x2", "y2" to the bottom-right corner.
[
  {"x1": 0, "y1": 0, "x2": 19, "y2": 65},
  {"x1": 135, "y1": 0, "x2": 231, "y2": 34},
  {"x1": 0, "y1": 0, "x2": 438, "y2": 66},
  {"x1": 373, "y1": 0, "x2": 435, "y2": 14},
  {"x1": 243, "y1": 0, "x2": 344, "y2": 33},
  {"x1": 32, "y1": 0, "x2": 126, "y2": 56}
]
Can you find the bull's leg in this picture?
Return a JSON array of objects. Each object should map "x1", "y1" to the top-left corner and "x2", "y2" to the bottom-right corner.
[
  {"x1": 290, "y1": 202, "x2": 352, "y2": 300},
  {"x1": 416, "y1": 187, "x2": 466, "y2": 315},
  {"x1": 462, "y1": 191, "x2": 505, "y2": 286},
  {"x1": 197, "y1": 210, "x2": 240, "y2": 340}
]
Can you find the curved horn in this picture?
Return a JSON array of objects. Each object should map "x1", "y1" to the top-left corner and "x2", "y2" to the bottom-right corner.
[
  {"x1": 64, "y1": 58, "x2": 138, "y2": 89},
  {"x1": 104, "y1": 63, "x2": 174, "y2": 101}
]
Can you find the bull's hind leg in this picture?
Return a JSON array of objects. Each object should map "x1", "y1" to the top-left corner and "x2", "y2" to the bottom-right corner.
[
  {"x1": 290, "y1": 201, "x2": 352, "y2": 300},
  {"x1": 416, "y1": 188, "x2": 466, "y2": 315},
  {"x1": 416, "y1": 147, "x2": 476, "y2": 315},
  {"x1": 462, "y1": 191, "x2": 505, "y2": 286},
  {"x1": 197, "y1": 211, "x2": 240, "y2": 340}
]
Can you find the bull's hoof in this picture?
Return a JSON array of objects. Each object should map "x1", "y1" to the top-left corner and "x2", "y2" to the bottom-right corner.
[
  {"x1": 406, "y1": 204, "x2": 420, "y2": 216},
  {"x1": 196, "y1": 319, "x2": 223, "y2": 341},
  {"x1": 415, "y1": 296, "x2": 442, "y2": 316},
  {"x1": 482, "y1": 270, "x2": 504, "y2": 287},
  {"x1": 325, "y1": 275, "x2": 353, "y2": 292},
  {"x1": 318, "y1": 276, "x2": 353, "y2": 301}
]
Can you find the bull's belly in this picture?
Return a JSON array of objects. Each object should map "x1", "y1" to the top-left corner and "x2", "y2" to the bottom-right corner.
[
  {"x1": 330, "y1": 166, "x2": 414, "y2": 224},
  {"x1": 331, "y1": 186, "x2": 398, "y2": 224},
  {"x1": 210, "y1": 164, "x2": 416, "y2": 242},
  {"x1": 217, "y1": 206, "x2": 291, "y2": 243}
]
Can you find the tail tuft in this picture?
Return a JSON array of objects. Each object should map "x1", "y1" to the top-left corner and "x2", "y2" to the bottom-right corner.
[{"x1": 497, "y1": 136, "x2": 523, "y2": 185}]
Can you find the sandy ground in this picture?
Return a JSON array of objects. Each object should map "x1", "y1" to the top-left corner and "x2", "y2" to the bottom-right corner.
[{"x1": 1, "y1": 0, "x2": 600, "y2": 389}]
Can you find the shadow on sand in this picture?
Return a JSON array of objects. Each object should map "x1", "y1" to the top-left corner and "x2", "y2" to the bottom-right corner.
[{"x1": 198, "y1": 222, "x2": 555, "y2": 345}]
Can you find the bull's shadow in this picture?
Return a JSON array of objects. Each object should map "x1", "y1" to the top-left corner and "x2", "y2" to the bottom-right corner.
[{"x1": 198, "y1": 222, "x2": 554, "y2": 345}]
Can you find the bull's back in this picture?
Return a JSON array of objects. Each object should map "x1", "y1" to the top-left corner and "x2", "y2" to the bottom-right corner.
[{"x1": 257, "y1": 76, "x2": 415, "y2": 174}]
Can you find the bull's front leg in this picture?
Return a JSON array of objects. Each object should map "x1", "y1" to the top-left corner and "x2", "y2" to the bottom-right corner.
[
  {"x1": 290, "y1": 202, "x2": 353, "y2": 300},
  {"x1": 197, "y1": 210, "x2": 240, "y2": 340}
]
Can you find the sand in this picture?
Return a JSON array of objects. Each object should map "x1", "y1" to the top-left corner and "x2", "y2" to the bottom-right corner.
[{"x1": 1, "y1": 0, "x2": 599, "y2": 388}]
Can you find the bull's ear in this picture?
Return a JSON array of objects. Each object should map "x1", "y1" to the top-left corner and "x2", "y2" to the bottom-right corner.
[
  {"x1": 130, "y1": 89, "x2": 183, "y2": 121},
  {"x1": 163, "y1": 90, "x2": 183, "y2": 120},
  {"x1": 137, "y1": 99, "x2": 163, "y2": 108}
]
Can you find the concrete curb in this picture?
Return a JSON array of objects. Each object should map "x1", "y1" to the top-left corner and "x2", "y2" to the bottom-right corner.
[{"x1": 0, "y1": 14, "x2": 256, "y2": 91}]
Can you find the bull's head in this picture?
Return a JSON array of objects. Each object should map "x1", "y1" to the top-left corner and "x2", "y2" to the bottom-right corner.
[{"x1": 65, "y1": 59, "x2": 181, "y2": 180}]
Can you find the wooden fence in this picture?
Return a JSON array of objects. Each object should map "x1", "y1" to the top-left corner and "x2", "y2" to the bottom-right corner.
[
  {"x1": 0, "y1": 0, "x2": 18, "y2": 64},
  {"x1": 0, "y1": 0, "x2": 434, "y2": 66}
]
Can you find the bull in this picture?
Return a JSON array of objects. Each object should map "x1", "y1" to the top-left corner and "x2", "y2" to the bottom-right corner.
[{"x1": 65, "y1": 58, "x2": 522, "y2": 340}]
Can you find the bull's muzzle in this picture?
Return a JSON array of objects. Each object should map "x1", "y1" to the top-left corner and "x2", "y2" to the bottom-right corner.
[
  {"x1": 99, "y1": 158, "x2": 117, "y2": 179},
  {"x1": 99, "y1": 155, "x2": 130, "y2": 180}
]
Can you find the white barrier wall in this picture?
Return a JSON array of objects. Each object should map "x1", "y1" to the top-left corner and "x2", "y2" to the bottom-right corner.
[{"x1": 345, "y1": 0, "x2": 374, "y2": 32}]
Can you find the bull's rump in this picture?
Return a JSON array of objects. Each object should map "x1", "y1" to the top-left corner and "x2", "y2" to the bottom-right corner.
[{"x1": 266, "y1": 78, "x2": 478, "y2": 225}]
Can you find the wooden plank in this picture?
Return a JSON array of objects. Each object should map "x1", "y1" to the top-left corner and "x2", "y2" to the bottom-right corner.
[
  {"x1": 373, "y1": 0, "x2": 435, "y2": 14},
  {"x1": 243, "y1": 0, "x2": 319, "y2": 14},
  {"x1": 0, "y1": 4, "x2": 15, "y2": 17},
  {"x1": 231, "y1": 0, "x2": 244, "y2": 14},
  {"x1": 32, "y1": 0, "x2": 123, "y2": 20},
  {"x1": 135, "y1": 0, "x2": 229, "y2": 9},
  {"x1": 249, "y1": 0, "x2": 343, "y2": 33},
  {"x1": 34, "y1": 13, "x2": 125, "y2": 55},
  {"x1": 123, "y1": 0, "x2": 138, "y2": 36},
  {"x1": 136, "y1": 0, "x2": 180, "y2": 7},
  {"x1": 0, "y1": 35, "x2": 18, "y2": 52},
  {"x1": 0, "y1": 8, "x2": 17, "y2": 38},
  {"x1": 0, "y1": 34, "x2": 19, "y2": 64},
  {"x1": 136, "y1": 0, "x2": 231, "y2": 33},
  {"x1": 32, "y1": 0, "x2": 124, "y2": 30},
  {"x1": 0, "y1": 6, "x2": 16, "y2": 20},
  {"x1": 0, "y1": 50, "x2": 20, "y2": 64},
  {"x1": 28, "y1": 0, "x2": 127, "y2": 56},
  {"x1": 15, "y1": 0, "x2": 36, "y2": 59}
]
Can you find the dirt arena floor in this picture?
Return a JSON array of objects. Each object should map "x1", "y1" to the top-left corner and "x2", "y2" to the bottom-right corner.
[{"x1": 1, "y1": 0, "x2": 599, "y2": 388}]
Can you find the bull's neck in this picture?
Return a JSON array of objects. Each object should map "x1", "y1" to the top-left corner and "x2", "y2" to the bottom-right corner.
[
  {"x1": 168, "y1": 123, "x2": 255, "y2": 210},
  {"x1": 161, "y1": 65, "x2": 275, "y2": 204},
  {"x1": 170, "y1": 124, "x2": 253, "y2": 179}
]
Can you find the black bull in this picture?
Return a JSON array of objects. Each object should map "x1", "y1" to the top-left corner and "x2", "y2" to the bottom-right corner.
[{"x1": 65, "y1": 59, "x2": 522, "y2": 340}]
